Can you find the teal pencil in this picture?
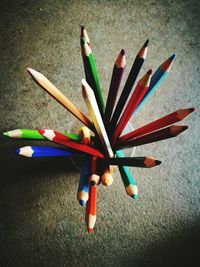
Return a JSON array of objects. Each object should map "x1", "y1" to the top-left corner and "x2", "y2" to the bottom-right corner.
[{"x1": 116, "y1": 151, "x2": 138, "y2": 199}]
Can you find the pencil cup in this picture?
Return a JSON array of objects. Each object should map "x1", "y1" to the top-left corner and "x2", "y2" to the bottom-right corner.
[{"x1": 67, "y1": 119, "x2": 136, "y2": 171}]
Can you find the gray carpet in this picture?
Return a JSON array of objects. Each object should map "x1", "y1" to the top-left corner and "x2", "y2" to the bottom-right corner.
[{"x1": 0, "y1": 0, "x2": 200, "y2": 266}]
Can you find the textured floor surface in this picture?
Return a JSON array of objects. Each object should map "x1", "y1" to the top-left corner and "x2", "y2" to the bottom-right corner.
[{"x1": 0, "y1": 0, "x2": 200, "y2": 266}]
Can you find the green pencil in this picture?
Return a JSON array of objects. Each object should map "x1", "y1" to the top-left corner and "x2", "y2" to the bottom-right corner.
[
  {"x1": 81, "y1": 37, "x2": 104, "y2": 115},
  {"x1": 3, "y1": 129, "x2": 81, "y2": 141}
]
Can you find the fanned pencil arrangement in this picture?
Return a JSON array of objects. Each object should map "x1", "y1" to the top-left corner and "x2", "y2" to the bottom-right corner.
[{"x1": 3, "y1": 26, "x2": 195, "y2": 234}]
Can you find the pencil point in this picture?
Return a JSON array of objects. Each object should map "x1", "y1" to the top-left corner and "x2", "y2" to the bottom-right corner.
[
  {"x1": 144, "y1": 39, "x2": 149, "y2": 47},
  {"x1": 132, "y1": 194, "x2": 138, "y2": 200},
  {"x1": 90, "y1": 181, "x2": 96, "y2": 186},
  {"x1": 155, "y1": 160, "x2": 161, "y2": 165},
  {"x1": 121, "y1": 49, "x2": 125, "y2": 55},
  {"x1": 81, "y1": 37, "x2": 86, "y2": 46},
  {"x1": 79, "y1": 200, "x2": 85, "y2": 206},
  {"x1": 3, "y1": 131, "x2": 8, "y2": 136},
  {"x1": 147, "y1": 69, "x2": 152, "y2": 75},
  {"x1": 189, "y1": 107, "x2": 195, "y2": 112},
  {"x1": 87, "y1": 228, "x2": 93, "y2": 234},
  {"x1": 170, "y1": 54, "x2": 176, "y2": 61},
  {"x1": 16, "y1": 148, "x2": 20, "y2": 154}
]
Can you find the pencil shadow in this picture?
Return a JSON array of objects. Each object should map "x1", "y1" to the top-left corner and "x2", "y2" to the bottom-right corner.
[{"x1": 120, "y1": 221, "x2": 200, "y2": 267}]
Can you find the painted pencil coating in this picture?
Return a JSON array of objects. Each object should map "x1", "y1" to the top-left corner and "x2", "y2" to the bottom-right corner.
[
  {"x1": 26, "y1": 68, "x2": 94, "y2": 131},
  {"x1": 135, "y1": 54, "x2": 176, "y2": 114},
  {"x1": 118, "y1": 108, "x2": 194, "y2": 144},
  {"x1": 16, "y1": 146, "x2": 73, "y2": 158},
  {"x1": 3, "y1": 129, "x2": 81, "y2": 141},
  {"x1": 109, "y1": 39, "x2": 149, "y2": 129},
  {"x1": 38, "y1": 129, "x2": 104, "y2": 158},
  {"x1": 82, "y1": 79, "x2": 114, "y2": 158},
  {"x1": 86, "y1": 184, "x2": 97, "y2": 233},
  {"x1": 111, "y1": 70, "x2": 152, "y2": 145},
  {"x1": 77, "y1": 157, "x2": 90, "y2": 206},
  {"x1": 104, "y1": 49, "x2": 126, "y2": 125}
]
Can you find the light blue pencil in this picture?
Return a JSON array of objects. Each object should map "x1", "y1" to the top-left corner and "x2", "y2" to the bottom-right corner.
[{"x1": 134, "y1": 54, "x2": 175, "y2": 114}]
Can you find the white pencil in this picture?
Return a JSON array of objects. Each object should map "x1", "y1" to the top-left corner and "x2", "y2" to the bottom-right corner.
[{"x1": 82, "y1": 79, "x2": 114, "y2": 158}]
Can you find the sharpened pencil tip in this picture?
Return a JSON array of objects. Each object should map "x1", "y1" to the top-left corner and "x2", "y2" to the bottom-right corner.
[
  {"x1": 155, "y1": 160, "x2": 161, "y2": 165},
  {"x1": 121, "y1": 49, "x2": 125, "y2": 55},
  {"x1": 16, "y1": 148, "x2": 20, "y2": 154},
  {"x1": 87, "y1": 228, "x2": 93, "y2": 234},
  {"x1": 3, "y1": 132, "x2": 8, "y2": 136},
  {"x1": 170, "y1": 54, "x2": 176, "y2": 61},
  {"x1": 189, "y1": 107, "x2": 195, "y2": 112},
  {"x1": 90, "y1": 181, "x2": 96, "y2": 186},
  {"x1": 147, "y1": 69, "x2": 152, "y2": 75},
  {"x1": 132, "y1": 194, "x2": 138, "y2": 200},
  {"x1": 144, "y1": 39, "x2": 149, "y2": 47},
  {"x1": 79, "y1": 200, "x2": 85, "y2": 206}
]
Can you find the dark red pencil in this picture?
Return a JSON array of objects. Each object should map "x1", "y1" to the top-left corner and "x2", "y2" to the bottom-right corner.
[{"x1": 104, "y1": 49, "x2": 126, "y2": 126}]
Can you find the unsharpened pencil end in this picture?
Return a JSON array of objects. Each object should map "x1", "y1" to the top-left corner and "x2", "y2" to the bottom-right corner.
[
  {"x1": 144, "y1": 39, "x2": 149, "y2": 47},
  {"x1": 121, "y1": 49, "x2": 125, "y2": 55},
  {"x1": 79, "y1": 200, "x2": 85, "y2": 206}
]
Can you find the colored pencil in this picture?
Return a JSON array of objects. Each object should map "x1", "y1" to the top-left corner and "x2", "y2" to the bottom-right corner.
[
  {"x1": 16, "y1": 146, "x2": 73, "y2": 158},
  {"x1": 3, "y1": 129, "x2": 81, "y2": 141},
  {"x1": 82, "y1": 79, "x2": 114, "y2": 158},
  {"x1": 81, "y1": 25, "x2": 90, "y2": 47},
  {"x1": 79, "y1": 126, "x2": 91, "y2": 145},
  {"x1": 81, "y1": 37, "x2": 104, "y2": 115},
  {"x1": 38, "y1": 129, "x2": 104, "y2": 158},
  {"x1": 118, "y1": 108, "x2": 195, "y2": 144},
  {"x1": 101, "y1": 165, "x2": 113, "y2": 186},
  {"x1": 111, "y1": 69, "x2": 152, "y2": 145},
  {"x1": 105, "y1": 156, "x2": 161, "y2": 168},
  {"x1": 104, "y1": 49, "x2": 126, "y2": 125},
  {"x1": 26, "y1": 68, "x2": 94, "y2": 131},
  {"x1": 116, "y1": 151, "x2": 138, "y2": 199},
  {"x1": 86, "y1": 184, "x2": 97, "y2": 234},
  {"x1": 134, "y1": 54, "x2": 176, "y2": 114},
  {"x1": 77, "y1": 157, "x2": 90, "y2": 206},
  {"x1": 117, "y1": 125, "x2": 188, "y2": 150},
  {"x1": 109, "y1": 39, "x2": 149, "y2": 129},
  {"x1": 89, "y1": 157, "x2": 100, "y2": 186}
]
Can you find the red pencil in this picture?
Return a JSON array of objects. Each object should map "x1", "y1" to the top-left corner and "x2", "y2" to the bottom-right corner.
[
  {"x1": 85, "y1": 184, "x2": 97, "y2": 234},
  {"x1": 104, "y1": 49, "x2": 126, "y2": 126},
  {"x1": 116, "y1": 125, "x2": 188, "y2": 149},
  {"x1": 111, "y1": 69, "x2": 152, "y2": 145},
  {"x1": 118, "y1": 108, "x2": 195, "y2": 145},
  {"x1": 89, "y1": 157, "x2": 100, "y2": 186},
  {"x1": 38, "y1": 129, "x2": 104, "y2": 158}
]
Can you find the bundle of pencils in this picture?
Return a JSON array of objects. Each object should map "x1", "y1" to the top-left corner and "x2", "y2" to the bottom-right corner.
[{"x1": 3, "y1": 26, "x2": 195, "y2": 234}]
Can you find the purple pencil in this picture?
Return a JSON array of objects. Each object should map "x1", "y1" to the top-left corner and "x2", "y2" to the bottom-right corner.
[{"x1": 104, "y1": 49, "x2": 126, "y2": 126}]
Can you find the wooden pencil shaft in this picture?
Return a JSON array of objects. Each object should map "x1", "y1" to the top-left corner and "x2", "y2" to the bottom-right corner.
[
  {"x1": 117, "y1": 125, "x2": 188, "y2": 149},
  {"x1": 27, "y1": 68, "x2": 94, "y2": 131},
  {"x1": 118, "y1": 108, "x2": 194, "y2": 144},
  {"x1": 82, "y1": 80, "x2": 114, "y2": 158}
]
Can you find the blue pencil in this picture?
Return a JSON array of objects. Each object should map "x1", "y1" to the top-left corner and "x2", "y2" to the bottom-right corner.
[
  {"x1": 77, "y1": 157, "x2": 90, "y2": 206},
  {"x1": 16, "y1": 146, "x2": 73, "y2": 157},
  {"x1": 134, "y1": 54, "x2": 175, "y2": 114}
]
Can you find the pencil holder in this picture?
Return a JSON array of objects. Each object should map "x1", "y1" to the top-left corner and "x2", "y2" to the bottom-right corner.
[{"x1": 68, "y1": 119, "x2": 136, "y2": 171}]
